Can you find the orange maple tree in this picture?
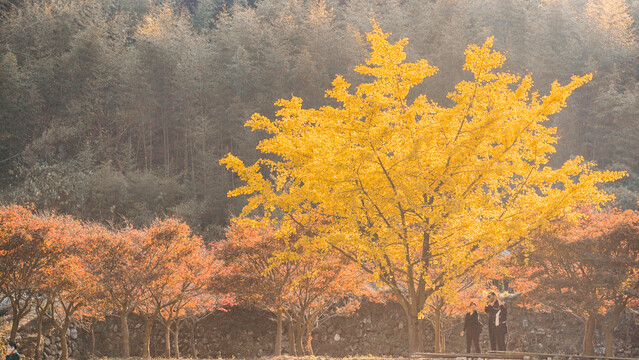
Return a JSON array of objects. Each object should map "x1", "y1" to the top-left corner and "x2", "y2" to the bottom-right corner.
[
  {"x1": 134, "y1": 218, "x2": 205, "y2": 358},
  {"x1": 512, "y1": 206, "x2": 639, "y2": 356},
  {"x1": 157, "y1": 243, "x2": 231, "y2": 358},
  {"x1": 0, "y1": 205, "x2": 65, "y2": 340},
  {"x1": 89, "y1": 226, "x2": 158, "y2": 357},
  {"x1": 39, "y1": 214, "x2": 101, "y2": 360},
  {"x1": 216, "y1": 221, "x2": 296, "y2": 355},
  {"x1": 218, "y1": 218, "x2": 368, "y2": 356}
]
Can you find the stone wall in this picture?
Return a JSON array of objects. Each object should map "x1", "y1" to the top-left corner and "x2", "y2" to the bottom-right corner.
[
  {"x1": 16, "y1": 322, "x2": 84, "y2": 360},
  {"x1": 17, "y1": 300, "x2": 639, "y2": 359}
]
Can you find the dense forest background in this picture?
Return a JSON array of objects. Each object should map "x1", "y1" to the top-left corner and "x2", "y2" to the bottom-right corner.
[{"x1": 1, "y1": 0, "x2": 639, "y2": 242}]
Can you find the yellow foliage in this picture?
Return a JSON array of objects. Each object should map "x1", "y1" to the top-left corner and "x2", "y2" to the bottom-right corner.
[{"x1": 220, "y1": 24, "x2": 624, "y2": 320}]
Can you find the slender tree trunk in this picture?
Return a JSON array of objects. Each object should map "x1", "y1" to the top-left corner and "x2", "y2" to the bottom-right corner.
[
  {"x1": 142, "y1": 316, "x2": 155, "y2": 358},
  {"x1": 165, "y1": 319, "x2": 172, "y2": 358},
  {"x1": 59, "y1": 320, "x2": 70, "y2": 360},
  {"x1": 90, "y1": 323, "x2": 96, "y2": 359},
  {"x1": 164, "y1": 124, "x2": 170, "y2": 175},
  {"x1": 35, "y1": 307, "x2": 44, "y2": 360},
  {"x1": 294, "y1": 320, "x2": 304, "y2": 356},
  {"x1": 184, "y1": 129, "x2": 189, "y2": 180},
  {"x1": 121, "y1": 312, "x2": 131, "y2": 358},
  {"x1": 9, "y1": 301, "x2": 21, "y2": 341},
  {"x1": 190, "y1": 321, "x2": 198, "y2": 359},
  {"x1": 597, "y1": 306, "x2": 624, "y2": 358},
  {"x1": 304, "y1": 324, "x2": 314, "y2": 355},
  {"x1": 441, "y1": 323, "x2": 446, "y2": 353},
  {"x1": 433, "y1": 308, "x2": 442, "y2": 353},
  {"x1": 582, "y1": 315, "x2": 595, "y2": 356},
  {"x1": 288, "y1": 320, "x2": 296, "y2": 356},
  {"x1": 604, "y1": 326, "x2": 614, "y2": 357},
  {"x1": 275, "y1": 308, "x2": 282, "y2": 355},
  {"x1": 174, "y1": 319, "x2": 181, "y2": 358},
  {"x1": 149, "y1": 121, "x2": 153, "y2": 169}
]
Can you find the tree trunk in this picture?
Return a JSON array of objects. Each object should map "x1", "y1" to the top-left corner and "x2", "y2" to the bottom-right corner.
[
  {"x1": 190, "y1": 321, "x2": 198, "y2": 359},
  {"x1": 275, "y1": 308, "x2": 282, "y2": 356},
  {"x1": 9, "y1": 301, "x2": 21, "y2": 341},
  {"x1": 440, "y1": 323, "x2": 446, "y2": 353},
  {"x1": 165, "y1": 319, "x2": 172, "y2": 358},
  {"x1": 174, "y1": 319, "x2": 181, "y2": 358},
  {"x1": 406, "y1": 309, "x2": 424, "y2": 354},
  {"x1": 581, "y1": 315, "x2": 595, "y2": 356},
  {"x1": 59, "y1": 321, "x2": 70, "y2": 360},
  {"x1": 90, "y1": 323, "x2": 96, "y2": 359},
  {"x1": 597, "y1": 305, "x2": 624, "y2": 358},
  {"x1": 294, "y1": 321, "x2": 304, "y2": 356},
  {"x1": 142, "y1": 316, "x2": 154, "y2": 358},
  {"x1": 121, "y1": 312, "x2": 131, "y2": 358},
  {"x1": 288, "y1": 320, "x2": 296, "y2": 356},
  {"x1": 35, "y1": 307, "x2": 44, "y2": 360},
  {"x1": 604, "y1": 326, "x2": 614, "y2": 357},
  {"x1": 305, "y1": 325, "x2": 314, "y2": 355},
  {"x1": 433, "y1": 308, "x2": 442, "y2": 353}
]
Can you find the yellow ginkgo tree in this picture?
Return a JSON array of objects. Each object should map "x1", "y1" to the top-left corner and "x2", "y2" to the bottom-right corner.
[{"x1": 221, "y1": 24, "x2": 624, "y2": 353}]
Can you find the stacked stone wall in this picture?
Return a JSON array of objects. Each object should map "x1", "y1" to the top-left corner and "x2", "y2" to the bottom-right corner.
[{"x1": 15, "y1": 300, "x2": 639, "y2": 359}]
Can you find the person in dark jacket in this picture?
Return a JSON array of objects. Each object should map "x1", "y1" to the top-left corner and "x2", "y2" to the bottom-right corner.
[
  {"x1": 485, "y1": 292, "x2": 507, "y2": 351},
  {"x1": 6, "y1": 341, "x2": 19, "y2": 360},
  {"x1": 460, "y1": 301, "x2": 481, "y2": 353}
]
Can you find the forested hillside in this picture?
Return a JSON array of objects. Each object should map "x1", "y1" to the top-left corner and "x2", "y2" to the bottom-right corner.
[{"x1": 2, "y1": 0, "x2": 638, "y2": 241}]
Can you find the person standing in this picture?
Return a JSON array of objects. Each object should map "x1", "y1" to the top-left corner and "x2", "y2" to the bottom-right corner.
[
  {"x1": 494, "y1": 298, "x2": 507, "y2": 351},
  {"x1": 460, "y1": 301, "x2": 482, "y2": 353},
  {"x1": 6, "y1": 341, "x2": 19, "y2": 360},
  {"x1": 485, "y1": 292, "x2": 507, "y2": 351}
]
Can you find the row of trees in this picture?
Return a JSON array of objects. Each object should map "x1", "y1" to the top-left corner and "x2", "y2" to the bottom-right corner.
[
  {"x1": 2, "y1": 204, "x2": 638, "y2": 357},
  {"x1": 0, "y1": 205, "x2": 230, "y2": 359},
  {"x1": 1, "y1": 205, "x2": 637, "y2": 358},
  {"x1": 1, "y1": 0, "x2": 639, "y2": 240},
  {"x1": 0, "y1": 205, "x2": 375, "y2": 358}
]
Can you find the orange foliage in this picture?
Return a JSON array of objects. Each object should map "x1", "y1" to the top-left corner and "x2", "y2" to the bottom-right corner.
[{"x1": 218, "y1": 218, "x2": 370, "y2": 355}]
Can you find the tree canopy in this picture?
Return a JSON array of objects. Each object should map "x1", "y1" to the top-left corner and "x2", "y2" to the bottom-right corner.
[{"x1": 222, "y1": 24, "x2": 624, "y2": 353}]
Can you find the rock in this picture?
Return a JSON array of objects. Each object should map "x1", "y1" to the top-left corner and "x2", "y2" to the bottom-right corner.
[
  {"x1": 398, "y1": 321, "x2": 404, "y2": 330},
  {"x1": 334, "y1": 333, "x2": 341, "y2": 341},
  {"x1": 70, "y1": 328, "x2": 78, "y2": 340},
  {"x1": 44, "y1": 338, "x2": 51, "y2": 346}
]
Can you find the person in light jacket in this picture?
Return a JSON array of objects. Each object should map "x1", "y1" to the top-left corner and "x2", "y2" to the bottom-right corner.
[
  {"x1": 485, "y1": 292, "x2": 507, "y2": 351},
  {"x1": 6, "y1": 341, "x2": 20, "y2": 360}
]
